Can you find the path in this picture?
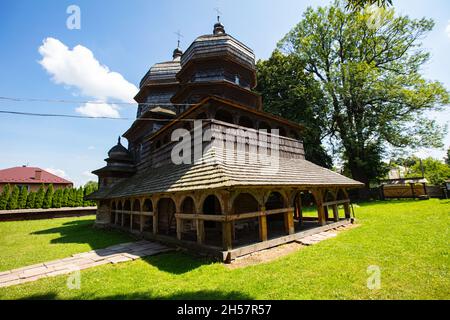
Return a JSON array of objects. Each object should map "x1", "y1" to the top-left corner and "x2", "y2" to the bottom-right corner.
[{"x1": 0, "y1": 240, "x2": 172, "y2": 288}]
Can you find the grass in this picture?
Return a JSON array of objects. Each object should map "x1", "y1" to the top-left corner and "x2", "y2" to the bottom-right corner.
[
  {"x1": 0, "y1": 199, "x2": 448, "y2": 300},
  {"x1": 0, "y1": 216, "x2": 132, "y2": 271}
]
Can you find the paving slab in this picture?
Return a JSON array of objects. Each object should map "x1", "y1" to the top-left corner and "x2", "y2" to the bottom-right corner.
[{"x1": 0, "y1": 240, "x2": 172, "y2": 288}]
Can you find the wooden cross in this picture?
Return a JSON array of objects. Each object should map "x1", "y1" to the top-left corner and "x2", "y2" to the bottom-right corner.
[{"x1": 174, "y1": 30, "x2": 184, "y2": 48}]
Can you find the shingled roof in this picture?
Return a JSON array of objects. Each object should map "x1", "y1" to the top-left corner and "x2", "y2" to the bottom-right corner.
[
  {"x1": 0, "y1": 167, "x2": 73, "y2": 185},
  {"x1": 88, "y1": 147, "x2": 362, "y2": 200}
]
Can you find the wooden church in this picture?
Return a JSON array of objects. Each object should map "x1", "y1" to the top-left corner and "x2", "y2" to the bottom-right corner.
[{"x1": 88, "y1": 20, "x2": 363, "y2": 261}]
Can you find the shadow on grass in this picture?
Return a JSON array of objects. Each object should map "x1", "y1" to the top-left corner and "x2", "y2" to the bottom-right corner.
[
  {"x1": 20, "y1": 290, "x2": 253, "y2": 300},
  {"x1": 30, "y1": 219, "x2": 133, "y2": 248}
]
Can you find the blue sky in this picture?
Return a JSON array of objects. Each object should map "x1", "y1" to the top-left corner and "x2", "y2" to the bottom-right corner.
[{"x1": 0, "y1": 0, "x2": 449, "y2": 186}]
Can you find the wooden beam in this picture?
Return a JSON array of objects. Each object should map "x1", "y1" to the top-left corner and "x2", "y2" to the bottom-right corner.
[
  {"x1": 322, "y1": 199, "x2": 350, "y2": 206},
  {"x1": 176, "y1": 216, "x2": 182, "y2": 240},
  {"x1": 140, "y1": 215, "x2": 144, "y2": 233},
  {"x1": 332, "y1": 204, "x2": 339, "y2": 222},
  {"x1": 196, "y1": 219, "x2": 205, "y2": 245}
]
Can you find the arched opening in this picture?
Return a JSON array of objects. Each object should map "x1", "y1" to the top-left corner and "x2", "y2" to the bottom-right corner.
[
  {"x1": 142, "y1": 199, "x2": 153, "y2": 233},
  {"x1": 258, "y1": 121, "x2": 271, "y2": 131},
  {"x1": 157, "y1": 198, "x2": 176, "y2": 236},
  {"x1": 265, "y1": 192, "x2": 287, "y2": 238},
  {"x1": 111, "y1": 202, "x2": 117, "y2": 225},
  {"x1": 180, "y1": 196, "x2": 196, "y2": 241},
  {"x1": 215, "y1": 109, "x2": 234, "y2": 124},
  {"x1": 232, "y1": 193, "x2": 260, "y2": 246},
  {"x1": 123, "y1": 200, "x2": 131, "y2": 228},
  {"x1": 132, "y1": 199, "x2": 141, "y2": 231},
  {"x1": 202, "y1": 195, "x2": 222, "y2": 247},
  {"x1": 238, "y1": 116, "x2": 254, "y2": 129}
]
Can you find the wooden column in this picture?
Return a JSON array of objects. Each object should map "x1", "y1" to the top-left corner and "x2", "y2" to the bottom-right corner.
[
  {"x1": 258, "y1": 206, "x2": 268, "y2": 242},
  {"x1": 312, "y1": 189, "x2": 326, "y2": 226},
  {"x1": 130, "y1": 213, "x2": 133, "y2": 230},
  {"x1": 332, "y1": 205, "x2": 339, "y2": 222},
  {"x1": 324, "y1": 205, "x2": 329, "y2": 221},
  {"x1": 176, "y1": 214, "x2": 182, "y2": 240},
  {"x1": 140, "y1": 215, "x2": 144, "y2": 233},
  {"x1": 196, "y1": 217, "x2": 205, "y2": 244},
  {"x1": 153, "y1": 209, "x2": 158, "y2": 235},
  {"x1": 115, "y1": 211, "x2": 118, "y2": 225},
  {"x1": 284, "y1": 209, "x2": 295, "y2": 234},
  {"x1": 296, "y1": 194, "x2": 303, "y2": 226},
  {"x1": 342, "y1": 189, "x2": 351, "y2": 219},
  {"x1": 121, "y1": 211, "x2": 124, "y2": 227},
  {"x1": 222, "y1": 221, "x2": 233, "y2": 250}
]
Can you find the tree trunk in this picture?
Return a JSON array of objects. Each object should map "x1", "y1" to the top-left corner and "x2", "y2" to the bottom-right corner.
[{"x1": 348, "y1": 162, "x2": 370, "y2": 200}]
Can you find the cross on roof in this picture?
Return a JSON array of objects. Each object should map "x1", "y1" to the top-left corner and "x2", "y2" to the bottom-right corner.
[
  {"x1": 214, "y1": 7, "x2": 222, "y2": 22},
  {"x1": 174, "y1": 30, "x2": 184, "y2": 48}
]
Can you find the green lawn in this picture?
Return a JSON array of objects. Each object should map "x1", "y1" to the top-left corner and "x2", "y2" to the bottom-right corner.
[
  {"x1": 0, "y1": 199, "x2": 449, "y2": 300},
  {"x1": 0, "y1": 216, "x2": 132, "y2": 271}
]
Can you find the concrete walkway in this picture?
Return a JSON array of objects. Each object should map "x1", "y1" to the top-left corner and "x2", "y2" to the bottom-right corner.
[{"x1": 0, "y1": 240, "x2": 172, "y2": 288}]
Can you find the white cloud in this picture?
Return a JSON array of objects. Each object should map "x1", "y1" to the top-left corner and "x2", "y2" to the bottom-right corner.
[
  {"x1": 446, "y1": 21, "x2": 450, "y2": 39},
  {"x1": 38, "y1": 37, "x2": 138, "y2": 117},
  {"x1": 76, "y1": 102, "x2": 120, "y2": 118},
  {"x1": 45, "y1": 168, "x2": 70, "y2": 179}
]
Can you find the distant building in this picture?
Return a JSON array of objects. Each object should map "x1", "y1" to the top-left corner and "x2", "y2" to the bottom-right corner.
[{"x1": 0, "y1": 166, "x2": 73, "y2": 192}]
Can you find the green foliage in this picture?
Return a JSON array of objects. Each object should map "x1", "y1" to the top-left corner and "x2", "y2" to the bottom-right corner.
[
  {"x1": 18, "y1": 187, "x2": 28, "y2": 209},
  {"x1": 52, "y1": 189, "x2": 62, "y2": 208},
  {"x1": 445, "y1": 147, "x2": 450, "y2": 166},
  {"x1": 7, "y1": 185, "x2": 20, "y2": 210},
  {"x1": 0, "y1": 184, "x2": 10, "y2": 210},
  {"x1": 25, "y1": 192, "x2": 36, "y2": 209},
  {"x1": 61, "y1": 188, "x2": 69, "y2": 207},
  {"x1": 34, "y1": 185, "x2": 45, "y2": 209},
  {"x1": 346, "y1": 0, "x2": 392, "y2": 10},
  {"x1": 277, "y1": 1, "x2": 449, "y2": 186},
  {"x1": 256, "y1": 51, "x2": 332, "y2": 168},
  {"x1": 76, "y1": 187, "x2": 84, "y2": 207},
  {"x1": 390, "y1": 156, "x2": 450, "y2": 185},
  {"x1": 42, "y1": 184, "x2": 54, "y2": 209},
  {"x1": 83, "y1": 181, "x2": 98, "y2": 206}
]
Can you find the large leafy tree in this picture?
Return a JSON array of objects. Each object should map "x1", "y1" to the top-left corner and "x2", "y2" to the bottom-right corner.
[
  {"x1": 346, "y1": 0, "x2": 392, "y2": 10},
  {"x1": 256, "y1": 51, "x2": 332, "y2": 168},
  {"x1": 277, "y1": 1, "x2": 449, "y2": 189}
]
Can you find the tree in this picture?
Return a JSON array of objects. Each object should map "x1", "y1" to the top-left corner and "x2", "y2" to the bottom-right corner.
[
  {"x1": 76, "y1": 187, "x2": 84, "y2": 207},
  {"x1": 346, "y1": 0, "x2": 393, "y2": 10},
  {"x1": 34, "y1": 184, "x2": 45, "y2": 209},
  {"x1": 83, "y1": 181, "x2": 98, "y2": 206},
  {"x1": 277, "y1": 1, "x2": 449, "y2": 192},
  {"x1": 256, "y1": 51, "x2": 332, "y2": 168},
  {"x1": 407, "y1": 157, "x2": 450, "y2": 185},
  {"x1": 52, "y1": 189, "x2": 62, "y2": 208},
  {"x1": 7, "y1": 185, "x2": 20, "y2": 210},
  {"x1": 26, "y1": 191, "x2": 36, "y2": 209},
  {"x1": 445, "y1": 147, "x2": 450, "y2": 166},
  {"x1": 61, "y1": 188, "x2": 69, "y2": 207},
  {"x1": 42, "y1": 184, "x2": 54, "y2": 209},
  {"x1": 18, "y1": 187, "x2": 28, "y2": 209},
  {"x1": 0, "y1": 184, "x2": 10, "y2": 210}
]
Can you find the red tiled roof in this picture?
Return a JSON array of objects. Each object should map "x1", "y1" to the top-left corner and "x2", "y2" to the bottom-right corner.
[{"x1": 0, "y1": 167, "x2": 73, "y2": 185}]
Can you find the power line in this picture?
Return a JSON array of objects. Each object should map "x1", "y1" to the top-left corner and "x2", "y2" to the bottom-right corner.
[
  {"x1": 0, "y1": 110, "x2": 197, "y2": 122},
  {"x1": 0, "y1": 96, "x2": 196, "y2": 106}
]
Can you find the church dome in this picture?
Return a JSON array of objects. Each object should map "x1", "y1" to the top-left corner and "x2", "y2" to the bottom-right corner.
[
  {"x1": 180, "y1": 23, "x2": 255, "y2": 71},
  {"x1": 108, "y1": 137, "x2": 132, "y2": 160},
  {"x1": 139, "y1": 54, "x2": 182, "y2": 88}
]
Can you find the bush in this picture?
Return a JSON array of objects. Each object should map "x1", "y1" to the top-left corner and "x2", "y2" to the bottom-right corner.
[
  {"x1": 7, "y1": 186, "x2": 20, "y2": 210},
  {"x1": 18, "y1": 187, "x2": 28, "y2": 209},
  {"x1": 34, "y1": 185, "x2": 45, "y2": 209},
  {"x1": 0, "y1": 184, "x2": 10, "y2": 210},
  {"x1": 42, "y1": 184, "x2": 54, "y2": 209},
  {"x1": 26, "y1": 191, "x2": 36, "y2": 209}
]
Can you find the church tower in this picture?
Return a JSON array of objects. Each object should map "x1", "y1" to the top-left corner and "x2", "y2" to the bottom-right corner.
[{"x1": 171, "y1": 18, "x2": 262, "y2": 110}]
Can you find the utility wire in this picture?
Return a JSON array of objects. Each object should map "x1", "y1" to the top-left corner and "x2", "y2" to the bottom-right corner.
[
  {"x1": 0, "y1": 96, "x2": 197, "y2": 106},
  {"x1": 0, "y1": 110, "x2": 197, "y2": 122}
]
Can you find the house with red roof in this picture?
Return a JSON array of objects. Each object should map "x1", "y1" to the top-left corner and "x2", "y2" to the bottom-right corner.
[{"x1": 0, "y1": 166, "x2": 73, "y2": 192}]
